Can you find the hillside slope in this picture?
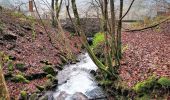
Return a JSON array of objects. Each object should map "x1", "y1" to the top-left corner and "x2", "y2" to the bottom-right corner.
[{"x1": 0, "y1": 8, "x2": 81, "y2": 98}]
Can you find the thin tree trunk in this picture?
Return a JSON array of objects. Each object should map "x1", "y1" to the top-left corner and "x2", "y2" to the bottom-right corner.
[
  {"x1": 56, "y1": 0, "x2": 62, "y2": 20},
  {"x1": 103, "y1": 0, "x2": 113, "y2": 73},
  {"x1": 110, "y1": 0, "x2": 116, "y2": 58},
  {"x1": 51, "y1": 0, "x2": 56, "y2": 27},
  {"x1": 0, "y1": 54, "x2": 10, "y2": 100},
  {"x1": 71, "y1": 0, "x2": 116, "y2": 76},
  {"x1": 117, "y1": 0, "x2": 123, "y2": 60}
]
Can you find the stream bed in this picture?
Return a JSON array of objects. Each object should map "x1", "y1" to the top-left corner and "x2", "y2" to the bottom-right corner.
[{"x1": 51, "y1": 52, "x2": 106, "y2": 100}]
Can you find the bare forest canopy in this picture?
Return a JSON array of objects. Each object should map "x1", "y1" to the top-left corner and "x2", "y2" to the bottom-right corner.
[{"x1": 0, "y1": 0, "x2": 170, "y2": 20}]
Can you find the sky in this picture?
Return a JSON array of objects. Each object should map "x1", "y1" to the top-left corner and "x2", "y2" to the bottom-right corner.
[{"x1": 0, "y1": 0, "x2": 170, "y2": 19}]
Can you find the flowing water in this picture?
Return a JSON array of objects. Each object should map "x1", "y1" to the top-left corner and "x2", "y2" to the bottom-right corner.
[{"x1": 52, "y1": 52, "x2": 106, "y2": 100}]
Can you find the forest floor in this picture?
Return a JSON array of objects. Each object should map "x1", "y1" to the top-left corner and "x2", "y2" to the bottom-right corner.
[
  {"x1": 0, "y1": 9, "x2": 81, "y2": 98},
  {"x1": 120, "y1": 21, "x2": 170, "y2": 87}
]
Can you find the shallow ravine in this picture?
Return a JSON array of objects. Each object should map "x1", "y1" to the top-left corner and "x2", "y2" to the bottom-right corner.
[{"x1": 50, "y1": 52, "x2": 106, "y2": 100}]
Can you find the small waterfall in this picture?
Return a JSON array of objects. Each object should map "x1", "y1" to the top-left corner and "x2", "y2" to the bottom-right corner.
[{"x1": 52, "y1": 53, "x2": 106, "y2": 100}]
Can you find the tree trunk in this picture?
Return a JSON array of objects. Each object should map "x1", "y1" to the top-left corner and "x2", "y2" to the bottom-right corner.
[
  {"x1": 110, "y1": 0, "x2": 116, "y2": 58},
  {"x1": 51, "y1": 0, "x2": 56, "y2": 27},
  {"x1": 71, "y1": 0, "x2": 114, "y2": 76},
  {"x1": 0, "y1": 53, "x2": 10, "y2": 100},
  {"x1": 117, "y1": 0, "x2": 123, "y2": 60},
  {"x1": 56, "y1": 0, "x2": 62, "y2": 20}
]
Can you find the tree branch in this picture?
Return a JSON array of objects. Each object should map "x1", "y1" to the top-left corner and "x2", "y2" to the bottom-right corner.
[
  {"x1": 120, "y1": 0, "x2": 135, "y2": 20},
  {"x1": 125, "y1": 17, "x2": 170, "y2": 32}
]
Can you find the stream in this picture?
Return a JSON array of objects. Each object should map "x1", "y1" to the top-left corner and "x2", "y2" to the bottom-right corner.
[{"x1": 51, "y1": 52, "x2": 106, "y2": 100}]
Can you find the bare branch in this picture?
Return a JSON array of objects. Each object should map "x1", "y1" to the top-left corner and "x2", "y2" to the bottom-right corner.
[
  {"x1": 120, "y1": 0, "x2": 135, "y2": 20},
  {"x1": 125, "y1": 17, "x2": 170, "y2": 32}
]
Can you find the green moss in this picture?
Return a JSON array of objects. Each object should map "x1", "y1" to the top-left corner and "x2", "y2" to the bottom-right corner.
[
  {"x1": 7, "y1": 61, "x2": 14, "y2": 71},
  {"x1": 20, "y1": 91, "x2": 27, "y2": 100},
  {"x1": 13, "y1": 74, "x2": 29, "y2": 83},
  {"x1": 46, "y1": 74, "x2": 55, "y2": 79},
  {"x1": 11, "y1": 12, "x2": 25, "y2": 18},
  {"x1": 158, "y1": 77, "x2": 170, "y2": 87},
  {"x1": 92, "y1": 32, "x2": 105, "y2": 49},
  {"x1": 133, "y1": 76, "x2": 157, "y2": 93},
  {"x1": 15, "y1": 63, "x2": 26, "y2": 71},
  {"x1": 35, "y1": 85, "x2": 44, "y2": 92},
  {"x1": 43, "y1": 65, "x2": 56, "y2": 76}
]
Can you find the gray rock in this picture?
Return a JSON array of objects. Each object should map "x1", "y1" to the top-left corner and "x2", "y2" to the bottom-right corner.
[
  {"x1": 72, "y1": 92, "x2": 88, "y2": 100},
  {"x1": 86, "y1": 87, "x2": 106, "y2": 100},
  {"x1": 56, "y1": 91, "x2": 69, "y2": 100}
]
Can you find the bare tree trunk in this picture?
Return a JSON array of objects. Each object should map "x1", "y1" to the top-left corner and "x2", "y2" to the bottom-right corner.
[
  {"x1": 103, "y1": 0, "x2": 113, "y2": 73},
  {"x1": 117, "y1": 0, "x2": 123, "y2": 60},
  {"x1": 71, "y1": 0, "x2": 113, "y2": 76},
  {"x1": 110, "y1": 0, "x2": 116, "y2": 58},
  {"x1": 51, "y1": 0, "x2": 56, "y2": 27},
  {"x1": 56, "y1": 0, "x2": 62, "y2": 20}
]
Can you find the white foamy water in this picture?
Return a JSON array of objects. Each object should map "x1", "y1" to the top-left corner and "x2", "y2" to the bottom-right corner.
[{"x1": 53, "y1": 53, "x2": 105, "y2": 100}]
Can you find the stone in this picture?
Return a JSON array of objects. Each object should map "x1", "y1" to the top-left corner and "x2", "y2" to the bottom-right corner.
[
  {"x1": 15, "y1": 63, "x2": 27, "y2": 71},
  {"x1": 43, "y1": 65, "x2": 56, "y2": 76},
  {"x1": 90, "y1": 70, "x2": 96, "y2": 76},
  {"x1": 12, "y1": 74, "x2": 29, "y2": 83},
  {"x1": 85, "y1": 87, "x2": 106, "y2": 100},
  {"x1": 3, "y1": 31, "x2": 17, "y2": 41},
  {"x1": 55, "y1": 91, "x2": 69, "y2": 100},
  {"x1": 72, "y1": 92, "x2": 88, "y2": 100}
]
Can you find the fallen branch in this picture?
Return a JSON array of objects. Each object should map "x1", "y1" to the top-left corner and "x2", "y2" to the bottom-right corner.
[{"x1": 124, "y1": 17, "x2": 170, "y2": 32}]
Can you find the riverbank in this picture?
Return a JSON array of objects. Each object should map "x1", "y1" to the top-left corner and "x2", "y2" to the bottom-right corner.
[{"x1": 0, "y1": 8, "x2": 81, "y2": 99}]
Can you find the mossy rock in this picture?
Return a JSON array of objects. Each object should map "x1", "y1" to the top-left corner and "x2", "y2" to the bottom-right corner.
[
  {"x1": 43, "y1": 65, "x2": 56, "y2": 76},
  {"x1": 12, "y1": 74, "x2": 29, "y2": 83},
  {"x1": 15, "y1": 63, "x2": 27, "y2": 71},
  {"x1": 29, "y1": 93, "x2": 38, "y2": 100},
  {"x1": 39, "y1": 95, "x2": 48, "y2": 100},
  {"x1": 158, "y1": 77, "x2": 170, "y2": 87},
  {"x1": 46, "y1": 74, "x2": 55, "y2": 80},
  {"x1": 35, "y1": 85, "x2": 44, "y2": 92},
  {"x1": 20, "y1": 91, "x2": 27, "y2": 100},
  {"x1": 60, "y1": 55, "x2": 68, "y2": 64},
  {"x1": 7, "y1": 61, "x2": 14, "y2": 71},
  {"x1": 133, "y1": 76, "x2": 157, "y2": 93}
]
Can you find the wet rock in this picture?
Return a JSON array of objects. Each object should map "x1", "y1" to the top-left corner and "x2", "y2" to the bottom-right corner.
[
  {"x1": 3, "y1": 31, "x2": 17, "y2": 41},
  {"x1": 86, "y1": 87, "x2": 106, "y2": 100},
  {"x1": 90, "y1": 70, "x2": 96, "y2": 76},
  {"x1": 56, "y1": 91, "x2": 69, "y2": 100},
  {"x1": 72, "y1": 92, "x2": 88, "y2": 100},
  {"x1": 87, "y1": 37, "x2": 93, "y2": 45},
  {"x1": 39, "y1": 95, "x2": 48, "y2": 100},
  {"x1": 55, "y1": 65, "x2": 63, "y2": 71}
]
